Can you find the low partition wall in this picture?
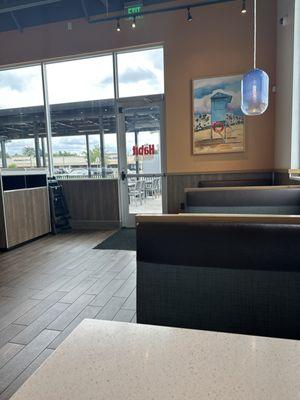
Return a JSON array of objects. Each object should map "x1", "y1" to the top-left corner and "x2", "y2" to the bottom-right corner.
[
  {"x1": 60, "y1": 179, "x2": 120, "y2": 230},
  {"x1": 59, "y1": 172, "x2": 280, "y2": 229},
  {"x1": 166, "y1": 171, "x2": 274, "y2": 213}
]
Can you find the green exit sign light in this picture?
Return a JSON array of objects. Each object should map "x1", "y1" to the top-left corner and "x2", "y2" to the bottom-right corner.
[
  {"x1": 124, "y1": 1, "x2": 143, "y2": 16},
  {"x1": 127, "y1": 5, "x2": 142, "y2": 15}
]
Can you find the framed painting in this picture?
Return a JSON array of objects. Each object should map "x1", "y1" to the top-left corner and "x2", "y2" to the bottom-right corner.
[{"x1": 192, "y1": 74, "x2": 245, "y2": 155}]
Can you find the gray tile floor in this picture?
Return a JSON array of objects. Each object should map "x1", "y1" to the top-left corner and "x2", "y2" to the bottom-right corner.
[{"x1": 0, "y1": 231, "x2": 136, "y2": 399}]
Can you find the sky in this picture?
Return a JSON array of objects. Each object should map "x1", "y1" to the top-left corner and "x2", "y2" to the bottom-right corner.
[
  {"x1": 0, "y1": 47, "x2": 164, "y2": 108},
  {"x1": 0, "y1": 47, "x2": 164, "y2": 156},
  {"x1": 193, "y1": 75, "x2": 243, "y2": 116}
]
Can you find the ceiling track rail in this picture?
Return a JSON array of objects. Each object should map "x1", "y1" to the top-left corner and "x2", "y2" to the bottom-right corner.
[
  {"x1": 0, "y1": 0, "x2": 62, "y2": 14},
  {"x1": 89, "y1": 0, "x2": 236, "y2": 25}
]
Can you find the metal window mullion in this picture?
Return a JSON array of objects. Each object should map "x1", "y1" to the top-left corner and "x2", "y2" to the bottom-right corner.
[
  {"x1": 113, "y1": 51, "x2": 126, "y2": 225},
  {"x1": 41, "y1": 136, "x2": 47, "y2": 167},
  {"x1": 98, "y1": 114, "x2": 106, "y2": 178},
  {"x1": 85, "y1": 133, "x2": 91, "y2": 178},
  {"x1": 0, "y1": 140, "x2": 7, "y2": 168},
  {"x1": 159, "y1": 99, "x2": 168, "y2": 213},
  {"x1": 113, "y1": 52, "x2": 119, "y2": 101},
  {"x1": 34, "y1": 133, "x2": 41, "y2": 167},
  {"x1": 41, "y1": 62, "x2": 54, "y2": 176}
]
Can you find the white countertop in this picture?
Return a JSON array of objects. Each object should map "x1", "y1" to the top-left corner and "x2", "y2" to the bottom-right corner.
[
  {"x1": 0, "y1": 168, "x2": 48, "y2": 176},
  {"x1": 11, "y1": 320, "x2": 300, "y2": 400}
]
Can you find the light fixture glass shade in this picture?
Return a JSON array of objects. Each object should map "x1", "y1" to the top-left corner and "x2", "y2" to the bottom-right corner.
[{"x1": 241, "y1": 68, "x2": 269, "y2": 115}]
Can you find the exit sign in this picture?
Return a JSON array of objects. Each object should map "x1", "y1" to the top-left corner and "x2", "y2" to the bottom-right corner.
[
  {"x1": 127, "y1": 5, "x2": 141, "y2": 15},
  {"x1": 124, "y1": 1, "x2": 143, "y2": 16}
]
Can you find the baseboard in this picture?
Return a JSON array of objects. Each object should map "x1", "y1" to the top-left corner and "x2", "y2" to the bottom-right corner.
[{"x1": 70, "y1": 219, "x2": 121, "y2": 230}]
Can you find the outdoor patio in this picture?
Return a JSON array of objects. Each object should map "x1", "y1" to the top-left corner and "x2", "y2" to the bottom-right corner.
[
  {"x1": 129, "y1": 195, "x2": 162, "y2": 214},
  {"x1": 128, "y1": 177, "x2": 162, "y2": 214}
]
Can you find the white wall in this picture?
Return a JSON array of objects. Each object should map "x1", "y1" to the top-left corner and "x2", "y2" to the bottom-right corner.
[
  {"x1": 275, "y1": 0, "x2": 294, "y2": 169},
  {"x1": 291, "y1": 0, "x2": 300, "y2": 168},
  {"x1": 275, "y1": 0, "x2": 299, "y2": 170}
]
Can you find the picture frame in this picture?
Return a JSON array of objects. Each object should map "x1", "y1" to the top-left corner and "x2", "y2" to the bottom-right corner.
[{"x1": 192, "y1": 74, "x2": 245, "y2": 155}]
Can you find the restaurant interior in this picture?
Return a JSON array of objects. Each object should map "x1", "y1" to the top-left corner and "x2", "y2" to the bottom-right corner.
[{"x1": 0, "y1": 0, "x2": 299, "y2": 399}]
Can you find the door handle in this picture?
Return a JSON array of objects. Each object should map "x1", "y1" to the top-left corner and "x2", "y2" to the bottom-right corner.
[{"x1": 121, "y1": 171, "x2": 126, "y2": 181}]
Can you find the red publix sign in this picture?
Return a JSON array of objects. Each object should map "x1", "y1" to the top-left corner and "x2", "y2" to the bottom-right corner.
[{"x1": 132, "y1": 145, "x2": 155, "y2": 156}]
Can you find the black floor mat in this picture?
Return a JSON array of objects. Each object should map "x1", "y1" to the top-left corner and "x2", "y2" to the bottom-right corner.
[{"x1": 94, "y1": 229, "x2": 136, "y2": 251}]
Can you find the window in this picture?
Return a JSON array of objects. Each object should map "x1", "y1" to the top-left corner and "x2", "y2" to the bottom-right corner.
[
  {"x1": 117, "y1": 47, "x2": 164, "y2": 98},
  {"x1": 125, "y1": 105, "x2": 161, "y2": 174},
  {"x1": 46, "y1": 55, "x2": 114, "y2": 104},
  {"x1": 0, "y1": 46, "x2": 164, "y2": 177},
  {"x1": 46, "y1": 56, "x2": 117, "y2": 178},
  {"x1": 0, "y1": 65, "x2": 47, "y2": 169},
  {"x1": 87, "y1": 131, "x2": 118, "y2": 178},
  {"x1": 52, "y1": 135, "x2": 87, "y2": 176}
]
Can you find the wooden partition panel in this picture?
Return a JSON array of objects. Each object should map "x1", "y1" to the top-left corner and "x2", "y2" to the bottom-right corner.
[
  {"x1": 60, "y1": 179, "x2": 120, "y2": 229},
  {"x1": 0, "y1": 180, "x2": 6, "y2": 248},
  {"x1": 4, "y1": 187, "x2": 51, "y2": 248}
]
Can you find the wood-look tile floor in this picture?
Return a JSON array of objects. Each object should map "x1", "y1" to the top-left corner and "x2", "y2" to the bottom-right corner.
[{"x1": 0, "y1": 231, "x2": 136, "y2": 399}]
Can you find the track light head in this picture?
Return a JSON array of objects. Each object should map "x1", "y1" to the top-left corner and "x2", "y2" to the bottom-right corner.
[
  {"x1": 241, "y1": 0, "x2": 247, "y2": 14},
  {"x1": 187, "y1": 7, "x2": 192, "y2": 22},
  {"x1": 116, "y1": 18, "x2": 121, "y2": 32},
  {"x1": 131, "y1": 16, "x2": 136, "y2": 28}
]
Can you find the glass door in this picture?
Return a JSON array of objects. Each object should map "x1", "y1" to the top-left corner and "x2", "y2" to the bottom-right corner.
[{"x1": 117, "y1": 95, "x2": 165, "y2": 227}]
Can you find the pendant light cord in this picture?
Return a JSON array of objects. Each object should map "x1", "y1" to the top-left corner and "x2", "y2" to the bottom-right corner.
[{"x1": 253, "y1": 0, "x2": 257, "y2": 69}]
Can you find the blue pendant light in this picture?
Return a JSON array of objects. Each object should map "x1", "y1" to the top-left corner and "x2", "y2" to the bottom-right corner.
[{"x1": 241, "y1": 0, "x2": 269, "y2": 115}]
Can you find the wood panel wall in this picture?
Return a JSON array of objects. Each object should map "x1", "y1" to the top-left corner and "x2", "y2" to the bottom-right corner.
[
  {"x1": 60, "y1": 179, "x2": 120, "y2": 229},
  {"x1": 167, "y1": 172, "x2": 274, "y2": 213}
]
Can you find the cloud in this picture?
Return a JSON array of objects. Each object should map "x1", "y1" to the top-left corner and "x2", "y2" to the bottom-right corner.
[
  {"x1": 148, "y1": 50, "x2": 164, "y2": 70},
  {"x1": 194, "y1": 88, "x2": 241, "y2": 114},
  {"x1": 194, "y1": 75, "x2": 242, "y2": 100},
  {"x1": 117, "y1": 48, "x2": 164, "y2": 96},
  {"x1": 0, "y1": 66, "x2": 44, "y2": 109},
  {"x1": 47, "y1": 56, "x2": 114, "y2": 104},
  {"x1": 119, "y1": 67, "x2": 158, "y2": 84},
  {"x1": 0, "y1": 72, "x2": 27, "y2": 92},
  {"x1": 193, "y1": 75, "x2": 242, "y2": 115},
  {"x1": 6, "y1": 139, "x2": 35, "y2": 156},
  {"x1": 52, "y1": 136, "x2": 86, "y2": 153},
  {"x1": 0, "y1": 48, "x2": 164, "y2": 109}
]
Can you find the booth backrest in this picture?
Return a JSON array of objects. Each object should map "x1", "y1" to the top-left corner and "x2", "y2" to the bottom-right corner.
[
  {"x1": 185, "y1": 186, "x2": 300, "y2": 214},
  {"x1": 136, "y1": 214, "x2": 300, "y2": 340}
]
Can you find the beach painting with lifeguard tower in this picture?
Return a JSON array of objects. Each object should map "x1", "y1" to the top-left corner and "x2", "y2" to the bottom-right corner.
[{"x1": 192, "y1": 74, "x2": 245, "y2": 154}]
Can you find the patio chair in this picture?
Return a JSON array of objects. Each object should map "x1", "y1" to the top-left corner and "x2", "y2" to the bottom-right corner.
[
  {"x1": 146, "y1": 177, "x2": 160, "y2": 198},
  {"x1": 129, "y1": 179, "x2": 146, "y2": 205}
]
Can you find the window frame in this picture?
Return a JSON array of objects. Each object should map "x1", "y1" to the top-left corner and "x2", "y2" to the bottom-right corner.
[{"x1": 0, "y1": 44, "x2": 165, "y2": 178}]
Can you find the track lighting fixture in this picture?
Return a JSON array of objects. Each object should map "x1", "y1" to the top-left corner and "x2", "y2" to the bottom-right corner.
[
  {"x1": 131, "y1": 16, "x2": 136, "y2": 28},
  {"x1": 187, "y1": 7, "x2": 192, "y2": 22},
  {"x1": 111, "y1": 1, "x2": 249, "y2": 34},
  {"x1": 116, "y1": 18, "x2": 121, "y2": 32},
  {"x1": 241, "y1": 0, "x2": 247, "y2": 14}
]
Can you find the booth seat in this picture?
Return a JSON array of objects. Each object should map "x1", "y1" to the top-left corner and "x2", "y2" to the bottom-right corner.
[
  {"x1": 136, "y1": 214, "x2": 300, "y2": 340},
  {"x1": 184, "y1": 185, "x2": 300, "y2": 215}
]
